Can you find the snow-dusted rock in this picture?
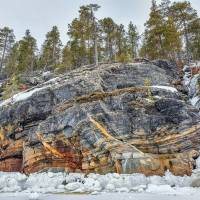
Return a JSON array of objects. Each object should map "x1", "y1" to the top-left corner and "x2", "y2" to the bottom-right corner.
[
  {"x1": 0, "y1": 61, "x2": 199, "y2": 177},
  {"x1": 65, "y1": 182, "x2": 83, "y2": 191}
]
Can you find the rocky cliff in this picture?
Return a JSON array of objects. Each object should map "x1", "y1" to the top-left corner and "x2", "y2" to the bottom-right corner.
[{"x1": 0, "y1": 61, "x2": 200, "y2": 176}]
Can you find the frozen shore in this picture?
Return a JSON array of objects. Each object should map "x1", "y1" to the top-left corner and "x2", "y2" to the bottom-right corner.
[
  {"x1": 1, "y1": 164, "x2": 200, "y2": 199},
  {"x1": 1, "y1": 191, "x2": 200, "y2": 200}
]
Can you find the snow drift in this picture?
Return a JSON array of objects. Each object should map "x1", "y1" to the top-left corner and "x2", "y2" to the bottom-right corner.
[{"x1": 1, "y1": 167, "x2": 200, "y2": 195}]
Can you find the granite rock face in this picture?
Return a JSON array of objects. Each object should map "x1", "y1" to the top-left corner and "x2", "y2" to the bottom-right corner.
[{"x1": 0, "y1": 61, "x2": 200, "y2": 176}]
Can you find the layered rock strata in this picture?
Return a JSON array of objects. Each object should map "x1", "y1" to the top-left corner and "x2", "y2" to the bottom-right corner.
[{"x1": 0, "y1": 61, "x2": 200, "y2": 176}]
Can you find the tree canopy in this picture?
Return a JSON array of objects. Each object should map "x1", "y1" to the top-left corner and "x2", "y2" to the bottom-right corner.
[{"x1": 1, "y1": 1, "x2": 200, "y2": 77}]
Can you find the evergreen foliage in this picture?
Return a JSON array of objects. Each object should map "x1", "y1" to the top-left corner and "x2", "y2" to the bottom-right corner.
[
  {"x1": 5, "y1": 42, "x2": 19, "y2": 77},
  {"x1": 127, "y1": 22, "x2": 139, "y2": 59},
  {"x1": 141, "y1": 0, "x2": 182, "y2": 60},
  {"x1": 1, "y1": 1, "x2": 200, "y2": 78},
  {"x1": 17, "y1": 30, "x2": 37, "y2": 72},
  {"x1": 169, "y1": 1, "x2": 198, "y2": 62},
  {"x1": 3, "y1": 75, "x2": 20, "y2": 99},
  {"x1": 40, "y1": 26, "x2": 62, "y2": 68},
  {"x1": 0, "y1": 27, "x2": 15, "y2": 71}
]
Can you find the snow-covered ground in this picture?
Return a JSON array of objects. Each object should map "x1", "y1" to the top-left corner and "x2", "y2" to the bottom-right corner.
[
  {"x1": 1, "y1": 166, "x2": 200, "y2": 199},
  {"x1": 1, "y1": 192, "x2": 200, "y2": 200},
  {"x1": 0, "y1": 170, "x2": 197, "y2": 194}
]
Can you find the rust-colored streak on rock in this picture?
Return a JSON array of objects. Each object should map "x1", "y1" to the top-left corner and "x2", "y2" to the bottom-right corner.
[
  {"x1": 37, "y1": 133, "x2": 66, "y2": 159},
  {"x1": 22, "y1": 133, "x2": 83, "y2": 174},
  {"x1": 0, "y1": 159, "x2": 22, "y2": 172},
  {"x1": 0, "y1": 131, "x2": 23, "y2": 172}
]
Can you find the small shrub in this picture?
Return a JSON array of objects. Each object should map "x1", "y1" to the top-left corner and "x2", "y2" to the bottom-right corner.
[
  {"x1": 144, "y1": 78, "x2": 154, "y2": 101},
  {"x1": 117, "y1": 53, "x2": 131, "y2": 63},
  {"x1": 3, "y1": 75, "x2": 20, "y2": 100},
  {"x1": 54, "y1": 63, "x2": 73, "y2": 75}
]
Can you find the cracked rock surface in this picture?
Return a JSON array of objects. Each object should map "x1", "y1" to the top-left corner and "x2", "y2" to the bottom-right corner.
[{"x1": 0, "y1": 60, "x2": 199, "y2": 176}]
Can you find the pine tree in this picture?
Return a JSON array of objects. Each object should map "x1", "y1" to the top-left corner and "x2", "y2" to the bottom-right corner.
[
  {"x1": 68, "y1": 18, "x2": 87, "y2": 67},
  {"x1": 41, "y1": 26, "x2": 62, "y2": 68},
  {"x1": 160, "y1": 0, "x2": 171, "y2": 18},
  {"x1": 115, "y1": 24, "x2": 130, "y2": 62},
  {"x1": 89, "y1": 4, "x2": 101, "y2": 66},
  {"x1": 127, "y1": 21, "x2": 139, "y2": 59},
  {"x1": 79, "y1": 5, "x2": 92, "y2": 64},
  {"x1": 100, "y1": 17, "x2": 116, "y2": 61},
  {"x1": 143, "y1": 0, "x2": 166, "y2": 59},
  {"x1": 4, "y1": 42, "x2": 19, "y2": 77},
  {"x1": 170, "y1": 1, "x2": 198, "y2": 63},
  {"x1": 163, "y1": 16, "x2": 182, "y2": 60},
  {"x1": 17, "y1": 30, "x2": 37, "y2": 72},
  {"x1": 79, "y1": 4, "x2": 100, "y2": 65},
  {"x1": 0, "y1": 27, "x2": 15, "y2": 71},
  {"x1": 115, "y1": 24, "x2": 124, "y2": 57},
  {"x1": 67, "y1": 4, "x2": 100, "y2": 67},
  {"x1": 62, "y1": 43, "x2": 73, "y2": 69},
  {"x1": 139, "y1": 31, "x2": 148, "y2": 58},
  {"x1": 189, "y1": 18, "x2": 200, "y2": 60}
]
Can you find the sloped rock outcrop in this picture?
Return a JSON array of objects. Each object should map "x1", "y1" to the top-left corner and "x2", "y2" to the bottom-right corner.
[
  {"x1": 0, "y1": 61, "x2": 200, "y2": 176},
  {"x1": 183, "y1": 65, "x2": 200, "y2": 112},
  {"x1": 188, "y1": 74, "x2": 200, "y2": 111}
]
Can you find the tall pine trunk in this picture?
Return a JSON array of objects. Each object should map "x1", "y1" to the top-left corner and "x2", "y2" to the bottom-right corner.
[
  {"x1": 94, "y1": 20, "x2": 98, "y2": 66},
  {"x1": 0, "y1": 33, "x2": 8, "y2": 71},
  {"x1": 183, "y1": 21, "x2": 190, "y2": 64}
]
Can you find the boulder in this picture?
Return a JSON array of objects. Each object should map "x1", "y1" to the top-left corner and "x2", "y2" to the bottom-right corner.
[{"x1": 0, "y1": 62, "x2": 200, "y2": 176}]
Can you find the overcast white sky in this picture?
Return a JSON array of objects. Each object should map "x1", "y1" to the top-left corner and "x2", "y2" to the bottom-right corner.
[{"x1": 0, "y1": 0, "x2": 199, "y2": 47}]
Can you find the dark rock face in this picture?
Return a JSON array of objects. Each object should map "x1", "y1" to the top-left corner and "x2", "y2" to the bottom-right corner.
[
  {"x1": 0, "y1": 62, "x2": 200, "y2": 176},
  {"x1": 19, "y1": 70, "x2": 56, "y2": 87},
  {"x1": 183, "y1": 64, "x2": 200, "y2": 112},
  {"x1": 189, "y1": 74, "x2": 200, "y2": 111},
  {"x1": 152, "y1": 60, "x2": 179, "y2": 80}
]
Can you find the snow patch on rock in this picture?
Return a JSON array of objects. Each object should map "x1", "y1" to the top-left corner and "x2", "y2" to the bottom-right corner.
[
  {"x1": 0, "y1": 86, "x2": 49, "y2": 107},
  {"x1": 151, "y1": 86, "x2": 178, "y2": 93},
  {"x1": 190, "y1": 96, "x2": 199, "y2": 107}
]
